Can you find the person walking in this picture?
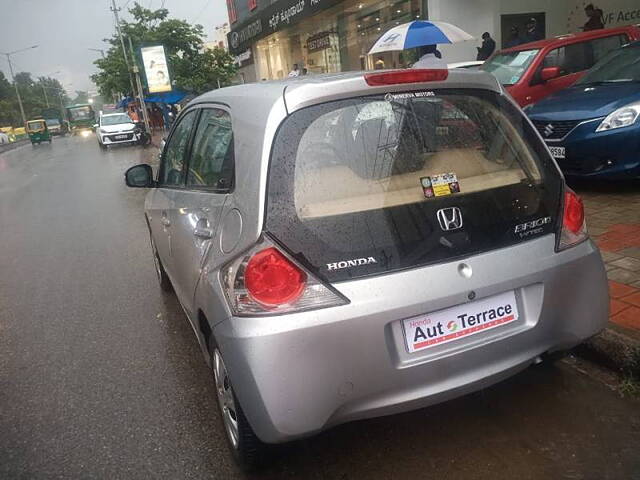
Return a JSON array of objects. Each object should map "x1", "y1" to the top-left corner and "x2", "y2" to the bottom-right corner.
[
  {"x1": 412, "y1": 44, "x2": 447, "y2": 69},
  {"x1": 583, "y1": 4, "x2": 604, "y2": 31},
  {"x1": 476, "y1": 32, "x2": 496, "y2": 61}
]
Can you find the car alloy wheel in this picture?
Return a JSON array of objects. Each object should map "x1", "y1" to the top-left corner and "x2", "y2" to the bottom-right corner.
[{"x1": 213, "y1": 348, "x2": 239, "y2": 449}]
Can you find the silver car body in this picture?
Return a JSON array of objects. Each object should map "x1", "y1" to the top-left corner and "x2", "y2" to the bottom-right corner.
[{"x1": 144, "y1": 70, "x2": 608, "y2": 443}]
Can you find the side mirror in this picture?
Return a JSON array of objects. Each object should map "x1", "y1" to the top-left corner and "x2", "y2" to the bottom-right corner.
[
  {"x1": 540, "y1": 66, "x2": 560, "y2": 82},
  {"x1": 125, "y1": 164, "x2": 155, "y2": 188}
]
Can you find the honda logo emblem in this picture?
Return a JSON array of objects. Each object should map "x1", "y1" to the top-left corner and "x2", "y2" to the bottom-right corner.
[
  {"x1": 437, "y1": 207, "x2": 463, "y2": 231},
  {"x1": 543, "y1": 123, "x2": 555, "y2": 137}
]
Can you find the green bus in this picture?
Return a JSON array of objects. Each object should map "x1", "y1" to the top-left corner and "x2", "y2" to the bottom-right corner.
[{"x1": 65, "y1": 103, "x2": 96, "y2": 134}]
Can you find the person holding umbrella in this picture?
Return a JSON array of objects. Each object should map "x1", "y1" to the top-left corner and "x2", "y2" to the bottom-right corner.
[{"x1": 368, "y1": 20, "x2": 473, "y2": 68}]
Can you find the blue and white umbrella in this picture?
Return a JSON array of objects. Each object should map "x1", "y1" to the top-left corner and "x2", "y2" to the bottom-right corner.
[{"x1": 368, "y1": 20, "x2": 473, "y2": 54}]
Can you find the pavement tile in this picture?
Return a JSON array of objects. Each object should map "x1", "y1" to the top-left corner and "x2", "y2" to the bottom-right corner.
[
  {"x1": 608, "y1": 280, "x2": 639, "y2": 299},
  {"x1": 632, "y1": 281, "x2": 640, "y2": 289},
  {"x1": 607, "y1": 268, "x2": 640, "y2": 284},
  {"x1": 610, "y1": 257, "x2": 640, "y2": 272},
  {"x1": 617, "y1": 247, "x2": 640, "y2": 259},
  {"x1": 610, "y1": 298, "x2": 631, "y2": 316},
  {"x1": 611, "y1": 306, "x2": 640, "y2": 330},
  {"x1": 597, "y1": 239, "x2": 627, "y2": 252},
  {"x1": 621, "y1": 291, "x2": 640, "y2": 308},
  {"x1": 609, "y1": 224, "x2": 640, "y2": 234},
  {"x1": 600, "y1": 251, "x2": 623, "y2": 262}
]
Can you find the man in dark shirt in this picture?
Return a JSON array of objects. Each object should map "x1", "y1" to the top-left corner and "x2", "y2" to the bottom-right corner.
[
  {"x1": 476, "y1": 32, "x2": 496, "y2": 61},
  {"x1": 583, "y1": 4, "x2": 604, "y2": 31}
]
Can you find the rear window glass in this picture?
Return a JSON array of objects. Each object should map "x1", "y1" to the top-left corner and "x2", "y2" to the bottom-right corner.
[
  {"x1": 267, "y1": 89, "x2": 562, "y2": 282},
  {"x1": 482, "y1": 49, "x2": 539, "y2": 85}
]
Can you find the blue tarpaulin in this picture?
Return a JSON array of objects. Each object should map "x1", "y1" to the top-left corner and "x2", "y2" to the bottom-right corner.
[{"x1": 116, "y1": 89, "x2": 187, "y2": 108}]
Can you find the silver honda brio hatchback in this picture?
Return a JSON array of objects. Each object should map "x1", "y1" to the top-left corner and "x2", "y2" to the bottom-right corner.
[{"x1": 125, "y1": 68, "x2": 608, "y2": 468}]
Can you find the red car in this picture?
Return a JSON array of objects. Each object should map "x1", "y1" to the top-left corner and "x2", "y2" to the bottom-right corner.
[{"x1": 482, "y1": 25, "x2": 640, "y2": 107}]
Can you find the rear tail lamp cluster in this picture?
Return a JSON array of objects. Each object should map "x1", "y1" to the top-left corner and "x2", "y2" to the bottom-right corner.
[
  {"x1": 364, "y1": 69, "x2": 449, "y2": 86},
  {"x1": 556, "y1": 187, "x2": 588, "y2": 251},
  {"x1": 223, "y1": 237, "x2": 348, "y2": 316}
]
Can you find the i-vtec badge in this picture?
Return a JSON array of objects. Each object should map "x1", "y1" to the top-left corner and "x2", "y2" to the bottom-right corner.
[
  {"x1": 514, "y1": 216, "x2": 552, "y2": 237},
  {"x1": 327, "y1": 257, "x2": 377, "y2": 271}
]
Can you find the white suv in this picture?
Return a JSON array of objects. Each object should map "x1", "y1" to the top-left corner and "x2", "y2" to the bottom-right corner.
[{"x1": 97, "y1": 112, "x2": 139, "y2": 149}]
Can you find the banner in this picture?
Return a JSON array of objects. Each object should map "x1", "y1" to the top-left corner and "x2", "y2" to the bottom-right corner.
[{"x1": 141, "y1": 45, "x2": 172, "y2": 93}]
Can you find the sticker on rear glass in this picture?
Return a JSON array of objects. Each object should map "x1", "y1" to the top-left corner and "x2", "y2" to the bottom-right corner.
[{"x1": 421, "y1": 173, "x2": 460, "y2": 198}]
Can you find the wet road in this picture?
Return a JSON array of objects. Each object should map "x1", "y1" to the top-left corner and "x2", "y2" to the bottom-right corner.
[{"x1": 1, "y1": 136, "x2": 639, "y2": 479}]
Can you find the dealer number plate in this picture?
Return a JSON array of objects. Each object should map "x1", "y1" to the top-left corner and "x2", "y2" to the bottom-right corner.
[
  {"x1": 402, "y1": 291, "x2": 519, "y2": 353},
  {"x1": 114, "y1": 134, "x2": 129, "y2": 140},
  {"x1": 548, "y1": 146, "x2": 565, "y2": 159}
]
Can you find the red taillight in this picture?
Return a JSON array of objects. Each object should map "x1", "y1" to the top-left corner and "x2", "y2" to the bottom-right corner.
[
  {"x1": 244, "y1": 247, "x2": 307, "y2": 306},
  {"x1": 364, "y1": 69, "x2": 449, "y2": 86},
  {"x1": 563, "y1": 189, "x2": 584, "y2": 234}
]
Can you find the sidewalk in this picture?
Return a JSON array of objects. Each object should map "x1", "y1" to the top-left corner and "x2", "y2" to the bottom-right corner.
[{"x1": 575, "y1": 183, "x2": 640, "y2": 374}]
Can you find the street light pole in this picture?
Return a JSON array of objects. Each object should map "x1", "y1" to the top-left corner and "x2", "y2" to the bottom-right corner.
[
  {"x1": 1, "y1": 45, "x2": 38, "y2": 125},
  {"x1": 88, "y1": 48, "x2": 106, "y2": 59},
  {"x1": 110, "y1": 0, "x2": 136, "y2": 97}
]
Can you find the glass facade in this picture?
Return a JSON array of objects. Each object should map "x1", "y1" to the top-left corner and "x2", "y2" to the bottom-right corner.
[{"x1": 254, "y1": 0, "x2": 425, "y2": 80}]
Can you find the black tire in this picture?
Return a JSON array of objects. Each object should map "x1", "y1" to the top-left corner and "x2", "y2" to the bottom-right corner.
[{"x1": 209, "y1": 343, "x2": 269, "y2": 471}]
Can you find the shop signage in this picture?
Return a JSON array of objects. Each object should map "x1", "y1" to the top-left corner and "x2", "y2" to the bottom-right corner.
[
  {"x1": 307, "y1": 32, "x2": 332, "y2": 53},
  {"x1": 229, "y1": 18, "x2": 263, "y2": 51},
  {"x1": 234, "y1": 49, "x2": 254, "y2": 67},
  {"x1": 228, "y1": 0, "x2": 343, "y2": 54}
]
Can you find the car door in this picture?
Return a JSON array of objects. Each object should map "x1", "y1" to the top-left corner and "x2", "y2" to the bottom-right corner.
[
  {"x1": 168, "y1": 106, "x2": 234, "y2": 318},
  {"x1": 147, "y1": 109, "x2": 199, "y2": 281}
]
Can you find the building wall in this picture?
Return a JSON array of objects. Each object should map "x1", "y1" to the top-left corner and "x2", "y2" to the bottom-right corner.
[{"x1": 428, "y1": 0, "x2": 640, "y2": 63}]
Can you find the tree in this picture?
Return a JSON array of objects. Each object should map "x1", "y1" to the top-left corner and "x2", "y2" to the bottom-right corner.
[
  {"x1": 0, "y1": 71, "x2": 70, "y2": 126},
  {"x1": 91, "y1": 2, "x2": 238, "y2": 99}
]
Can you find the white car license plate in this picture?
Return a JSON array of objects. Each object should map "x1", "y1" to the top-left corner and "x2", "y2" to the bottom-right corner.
[
  {"x1": 548, "y1": 146, "x2": 565, "y2": 159},
  {"x1": 402, "y1": 291, "x2": 519, "y2": 353},
  {"x1": 114, "y1": 134, "x2": 128, "y2": 140}
]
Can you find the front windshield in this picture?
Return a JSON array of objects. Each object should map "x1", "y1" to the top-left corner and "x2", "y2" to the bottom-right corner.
[
  {"x1": 482, "y1": 49, "x2": 539, "y2": 85},
  {"x1": 45, "y1": 119, "x2": 60, "y2": 126},
  {"x1": 577, "y1": 47, "x2": 640, "y2": 85},
  {"x1": 68, "y1": 106, "x2": 93, "y2": 120},
  {"x1": 101, "y1": 114, "x2": 133, "y2": 126}
]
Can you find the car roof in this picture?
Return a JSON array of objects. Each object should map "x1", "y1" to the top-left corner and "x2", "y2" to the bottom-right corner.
[
  {"x1": 191, "y1": 68, "x2": 502, "y2": 117},
  {"x1": 498, "y1": 25, "x2": 640, "y2": 53}
]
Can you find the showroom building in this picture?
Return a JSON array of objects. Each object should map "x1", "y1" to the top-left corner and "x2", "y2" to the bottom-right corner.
[{"x1": 227, "y1": 0, "x2": 640, "y2": 82}]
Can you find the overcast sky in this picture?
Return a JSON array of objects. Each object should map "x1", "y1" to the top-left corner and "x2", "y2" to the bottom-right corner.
[{"x1": 0, "y1": 0, "x2": 228, "y2": 94}]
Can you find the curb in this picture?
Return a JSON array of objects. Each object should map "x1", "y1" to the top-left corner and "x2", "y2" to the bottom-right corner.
[
  {"x1": 577, "y1": 324, "x2": 640, "y2": 376},
  {"x1": 0, "y1": 139, "x2": 29, "y2": 155}
]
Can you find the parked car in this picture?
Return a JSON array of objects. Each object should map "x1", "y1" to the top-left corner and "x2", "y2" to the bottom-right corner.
[
  {"x1": 125, "y1": 69, "x2": 608, "y2": 468},
  {"x1": 482, "y1": 25, "x2": 640, "y2": 107},
  {"x1": 527, "y1": 41, "x2": 640, "y2": 179},
  {"x1": 96, "y1": 112, "x2": 139, "y2": 149}
]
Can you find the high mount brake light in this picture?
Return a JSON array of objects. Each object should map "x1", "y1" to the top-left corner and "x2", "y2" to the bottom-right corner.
[
  {"x1": 222, "y1": 237, "x2": 349, "y2": 316},
  {"x1": 557, "y1": 187, "x2": 588, "y2": 251},
  {"x1": 364, "y1": 69, "x2": 449, "y2": 86}
]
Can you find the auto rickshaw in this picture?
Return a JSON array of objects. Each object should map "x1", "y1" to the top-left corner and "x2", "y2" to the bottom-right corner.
[{"x1": 26, "y1": 119, "x2": 52, "y2": 145}]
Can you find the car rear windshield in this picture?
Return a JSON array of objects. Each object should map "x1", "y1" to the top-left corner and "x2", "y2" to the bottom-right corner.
[
  {"x1": 482, "y1": 49, "x2": 539, "y2": 85},
  {"x1": 577, "y1": 46, "x2": 640, "y2": 84},
  {"x1": 266, "y1": 89, "x2": 562, "y2": 282}
]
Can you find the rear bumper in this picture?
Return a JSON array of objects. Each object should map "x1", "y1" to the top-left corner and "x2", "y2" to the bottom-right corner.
[
  {"x1": 213, "y1": 235, "x2": 608, "y2": 443},
  {"x1": 544, "y1": 120, "x2": 640, "y2": 179}
]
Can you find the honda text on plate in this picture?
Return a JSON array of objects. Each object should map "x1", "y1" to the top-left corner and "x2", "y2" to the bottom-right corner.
[
  {"x1": 125, "y1": 68, "x2": 608, "y2": 468},
  {"x1": 527, "y1": 41, "x2": 640, "y2": 179}
]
